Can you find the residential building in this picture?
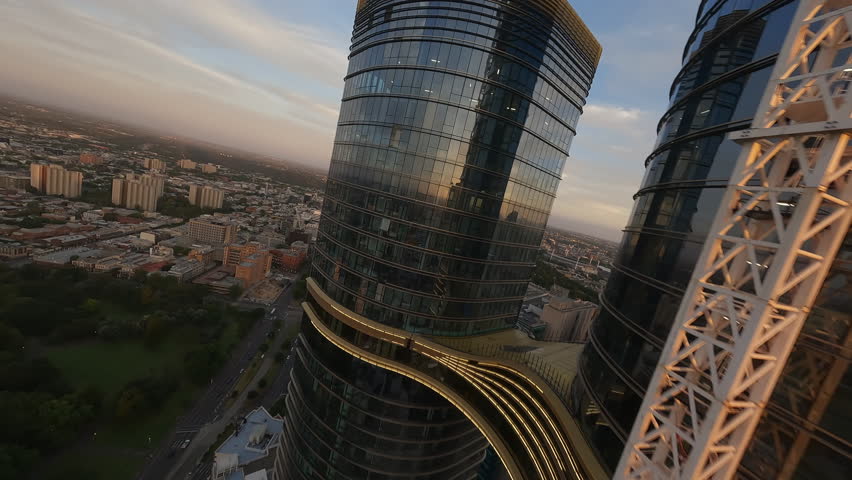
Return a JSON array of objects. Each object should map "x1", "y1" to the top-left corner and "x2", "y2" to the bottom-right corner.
[
  {"x1": 569, "y1": 2, "x2": 852, "y2": 479},
  {"x1": 281, "y1": 1, "x2": 602, "y2": 479},
  {"x1": 212, "y1": 407, "x2": 284, "y2": 480},
  {"x1": 143, "y1": 158, "x2": 166, "y2": 171},
  {"x1": 188, "y1": 215, "x2": 236, "y2": 245},
  {"x1": 30, "y1": 163, "x2": 82, "y2": 198},
  {"x1": 0, "y1": 173, "x2": 29, "y2": 191},
  {"x1": 112, "y1": 173, "x2": 164, "y2": 212},
  {"x1": 29, "y1": 162, "x2": 46, "y2": 191},
  {"x1": 188, "y1": 184, "x2": 224, "y2": 209},
  {"x1": 200, "y1": 163, "x2": 218, "y2": 174},
  {"x1": 178, "y1": 158, "x2": 196, "y2": 169}
]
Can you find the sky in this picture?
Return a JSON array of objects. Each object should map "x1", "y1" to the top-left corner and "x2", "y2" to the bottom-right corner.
[{"x1": 0, "y1": 0, "x2": 700, "y2": 241}]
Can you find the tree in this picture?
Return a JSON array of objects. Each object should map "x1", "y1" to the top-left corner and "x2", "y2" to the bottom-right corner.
[
  {"x1": 184, "y1": 345, "x2": 225, "y2": 385},
  {"x1": 258, "y1": 378, "x2": 267, "y2": 389},
  {"x1": 143, "y1": 314, "x2": 169, "y2": 348},
  {"x1": 24, "y1": 201, "x2": 42, "y2": 216},
  {"x1": 81, "y1": 298, "x2": 101, "y2": 314},
  {"x1": 114, "y1": 386, "x2": 147, "y2": 420},
  {"x1": 0, "y1": 443, "x2": 39, "y2": 479},
  {"x1": 133, "y1": 269, "x2": 149, "y2": 283},
  {"x1": 246, "y1": 390, "x2": 258, "y2": 400},
  {"x1": 228, "y1": 284, "x2": 243, "y2": 300},
  {"x1": 18, "y1": 217, "x2": 46, "y2": 229},
  {"x1": 258, "y1": 343, "x2": 269, "y2": 353},
  {"x1": 291, "y1": 278, "x2": 307, "y2": 300},
  {"x1": 274, "y1": 351, "x2": 285, "y2": 363}
]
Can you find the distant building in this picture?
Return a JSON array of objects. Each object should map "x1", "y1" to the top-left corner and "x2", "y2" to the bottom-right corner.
[
  {"x1": 178, "y1": 159, "x2": 196, "y2": 170},
  {"x1": 270, "y1": 247, "x2": 306, "y2": 272},
  {"x1": 140, "y1": 231, "x2": 170, "y2": 244},
  {"x1": 0, "y1": 173, "x2": 29, "y2": 191},
  {"x1": 79, "y1": 153, "x2": 104, "y2": 165},
  {"x1": 165, "y1": 258, "x2": 206, "y2": 282},
  {"x1": 0, "y1": 243, "x2": 30, "y2": 260},
  {"x1": 211, "y1": 407, "x2": 283, "y2": 480},
  {"x1": 540, "y1": 297, "x2": 599, "y2": 343},
  {"x1": 143, "y1": 158, "x2": 166, "y2": 171},
  {"x1": 188, "y1": 184, "x2": 224, "y2": 209},
  {"x1": 188, "y1": 245, "x2": 215, "y2": 265},
  {"x1": 188, "y1": 216, "x2": 236, "y2": 245},
  {"x1": 30, "y1": 163, "x2": 82, "y2": 198},
  {"x1": 111, "y1": 173, "x2": 164, "y2": 212},
  {"x1": 225, "y1": 242, "x2": 272, "y2": 288},
  {"x1": 200, "y1": 163, "x2": 218, "y2": 174}
]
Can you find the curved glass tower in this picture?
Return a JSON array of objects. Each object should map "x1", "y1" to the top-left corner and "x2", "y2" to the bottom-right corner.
[
  {"x1": 570, "y1": 1, "x2": 852, "y2": 478},
  {"x1": 280, "y1": 1, "x2": 600, "y2": 479}
]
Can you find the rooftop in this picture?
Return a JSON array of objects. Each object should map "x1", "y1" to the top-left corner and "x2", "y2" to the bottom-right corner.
[
  {"x1": 430, "y1": 328, "x2": 584, "y2": 388},
  {"x1": 213, "y1": 407, "x2": 283, "y2": 480}
]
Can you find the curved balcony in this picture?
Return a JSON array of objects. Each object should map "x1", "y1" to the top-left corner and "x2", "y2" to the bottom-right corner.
[{"x1": 302, "y1": 277, "x2": 607, "y2": 480}]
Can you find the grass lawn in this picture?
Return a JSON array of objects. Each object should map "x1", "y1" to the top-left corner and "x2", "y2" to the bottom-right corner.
[
  {"x1": 38, "y1": 305, "x2": 253, "y2": 479},
  {"x1": 43, "y1": 449, "x2": 145, "y2": 480},
  {"x1": 45, "y1": 338, "x2": 187, "y2": 395},
  {"x1": 97, "y1": 383, "x2": 198, "y2": 448},
  {"x1": 218, "y1": 319, "x2": 241, "y2": 352}
]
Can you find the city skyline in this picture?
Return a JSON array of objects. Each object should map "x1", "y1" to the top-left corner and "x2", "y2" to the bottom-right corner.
[{"x1": 0, "y1": 0, "x2": 700, "y2": 240}]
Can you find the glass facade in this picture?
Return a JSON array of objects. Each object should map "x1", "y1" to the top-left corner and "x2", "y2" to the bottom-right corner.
[
  {"x1": 569, "y1": 1, "x2": 852, "y2": 478},
  {"x1": 281, "y1": 1, "x2": 600, "y2": 478}
]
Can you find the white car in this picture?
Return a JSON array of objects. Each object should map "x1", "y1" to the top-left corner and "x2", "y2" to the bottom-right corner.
[{"x1": 180, "y1": 439, "x2": 191, "y2": 449}]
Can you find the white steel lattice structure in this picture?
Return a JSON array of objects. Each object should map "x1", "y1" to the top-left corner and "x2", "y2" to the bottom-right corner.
[{"x1": 617, "y1": 1, "x2": 852, "y2": 479}]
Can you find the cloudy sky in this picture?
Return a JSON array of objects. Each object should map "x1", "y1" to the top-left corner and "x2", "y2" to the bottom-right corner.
[{"x1": 0, "y1": 0, "x2": 700, "y2": 241}]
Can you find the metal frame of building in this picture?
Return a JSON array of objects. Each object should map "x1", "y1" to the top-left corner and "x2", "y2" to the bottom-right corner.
[{"x1": 617, "y1": 1, "x2": 852, "y2": 478}]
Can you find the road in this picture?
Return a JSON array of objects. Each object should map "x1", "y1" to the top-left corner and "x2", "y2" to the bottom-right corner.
[
  {"x1": 136, "y1": 283, "x2": 300, "y2": 480},
  {"x1": 176, "y1": 299, "x2": 301, "y2": 480}
]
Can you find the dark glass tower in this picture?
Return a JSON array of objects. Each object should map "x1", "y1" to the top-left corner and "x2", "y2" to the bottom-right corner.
[
  {"x1": 280, "y1": 1, "x2": 600, "y2": 479},
  {"x1": 570, "y1": 1, "x2": 852, "y2": 478}
]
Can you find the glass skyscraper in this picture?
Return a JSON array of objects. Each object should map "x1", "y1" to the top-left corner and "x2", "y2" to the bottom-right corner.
[
  {"x1": 570, "y1": 1, "x2": 852, "y2": 478},
  {"x1": 280, "y1": 1, "x2": 600, "y2": 479}
]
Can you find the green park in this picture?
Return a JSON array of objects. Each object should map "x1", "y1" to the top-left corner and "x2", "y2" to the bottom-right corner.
[{"x1": 0, "y1": 263, "x2": 264, "y2": 479}]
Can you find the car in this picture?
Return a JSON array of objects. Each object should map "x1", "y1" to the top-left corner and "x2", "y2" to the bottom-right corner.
[{"x1": 180, "y1": 439, "x2": 191, "y2": 449}]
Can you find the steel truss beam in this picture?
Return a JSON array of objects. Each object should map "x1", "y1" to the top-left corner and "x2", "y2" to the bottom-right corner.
[{"x1": 617, "y1": 1, "x2": 852, "y2": 479}]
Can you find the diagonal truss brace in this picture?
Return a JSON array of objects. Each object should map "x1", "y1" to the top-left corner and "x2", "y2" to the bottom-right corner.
[{"x1": 617, "y1": 1, "x2": 852, "y2": 479}]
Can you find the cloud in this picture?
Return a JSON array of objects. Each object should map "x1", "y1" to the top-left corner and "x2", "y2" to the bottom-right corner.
[
  {"x1": 548, "y1": 102, "x2": 658, "y2": 241},
  {"x1": 0, "y1": 0, "x2": 347, "y2": 164},
  {"x1": 545, "y1": 0, "x2": 699, "y2": 240},
  {"x1": 0, "y1": 0, "x2": 700, "y2": 241}
]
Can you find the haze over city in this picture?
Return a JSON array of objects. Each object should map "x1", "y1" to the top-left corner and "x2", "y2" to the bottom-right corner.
[
  {"x1": 2, "y1": 1, "x2": 850, "y2": 480},
  {"x1": 0, "y1": 0, "x2": 700, "y2": 240}
]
